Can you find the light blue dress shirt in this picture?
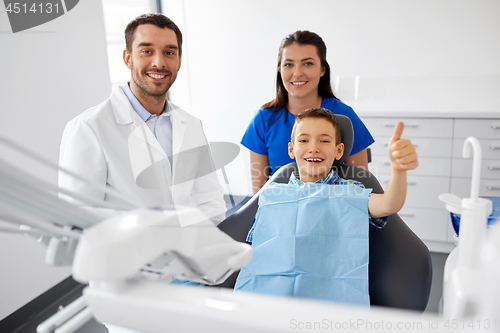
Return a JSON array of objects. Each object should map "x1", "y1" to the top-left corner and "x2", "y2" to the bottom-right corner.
[{"x1": 122, "y1": 83, "x2": 173, "y2": 165}]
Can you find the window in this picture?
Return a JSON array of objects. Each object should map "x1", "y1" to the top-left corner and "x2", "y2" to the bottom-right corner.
[{"x1": 101, "y1": 0, "x2": 157, "y2": 88}]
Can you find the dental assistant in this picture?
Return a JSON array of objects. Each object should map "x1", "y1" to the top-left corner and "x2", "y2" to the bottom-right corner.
[
  {"x1": 59, "y1": 13, "x2": 226, "y2": 224},
  {"x1": 241, "y1": 30, "x2": 374, "y2": 194}
]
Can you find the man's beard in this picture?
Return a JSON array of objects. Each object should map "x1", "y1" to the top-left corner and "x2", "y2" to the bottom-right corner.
[{"x1": 131, "y1": 65, "x2": 175, "y2": 98}]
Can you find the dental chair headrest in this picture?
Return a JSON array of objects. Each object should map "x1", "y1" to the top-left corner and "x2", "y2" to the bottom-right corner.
[{"x1": 333, "y1": 114, "x2": 354, "y2": 166}]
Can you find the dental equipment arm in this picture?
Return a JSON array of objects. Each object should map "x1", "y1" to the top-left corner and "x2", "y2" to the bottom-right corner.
[
  {"x1": 72, "y1": 207, "x2": 253, "y2": 285},
  {"x1": 3, "y1": 133, "x2": 499, "y2": 333},
  {"x1": 37, "y1": 206, "x2": 252, "y2": 333},
  {"x1": 0, "y1": 134, "x2": 141, "y2": 266},
  {"x1": 439, "y1": 137, "x2": 493, "y2": 318}
]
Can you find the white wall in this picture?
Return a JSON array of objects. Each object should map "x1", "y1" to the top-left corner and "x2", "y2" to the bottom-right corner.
[
  {"x1": 164, "y1": 0, "x2": 500, "y2": 196},
  {"x1": 0, "y1": 1, "x2": 111, "y2": 319}
]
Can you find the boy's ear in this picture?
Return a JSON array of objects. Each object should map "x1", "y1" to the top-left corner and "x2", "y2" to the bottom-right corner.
[
  {"x1": 335, "y1": 143, "x2": 345, "y2": 161},
  {"x1": 288, "y1": 142, "x2": 295, "y2": 159}
]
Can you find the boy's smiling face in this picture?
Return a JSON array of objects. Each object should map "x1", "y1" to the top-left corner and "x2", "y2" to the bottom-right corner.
[{"x1": 288, "y1": 117, "x2": 344, "y2": 183}]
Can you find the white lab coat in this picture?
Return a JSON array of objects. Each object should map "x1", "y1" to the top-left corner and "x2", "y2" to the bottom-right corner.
[{"x1": 59, "y1": 86, "x2": 226, "y2": 224}]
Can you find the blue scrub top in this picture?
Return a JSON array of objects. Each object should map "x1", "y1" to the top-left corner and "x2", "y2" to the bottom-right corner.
[{"x1": 241, "y1": 97, "x2": 374, "y2": 175}]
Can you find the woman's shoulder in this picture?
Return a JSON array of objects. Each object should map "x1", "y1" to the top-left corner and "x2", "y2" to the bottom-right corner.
[
  {"x1": 254, "y1": 106, "x2": 286, "y2": 122},
  {"x1": 322, "y1": 97, "x2": 355, "y2": 115},
  {"x1": 257, "y1": 105, "x2": 285, "y2": 114}
]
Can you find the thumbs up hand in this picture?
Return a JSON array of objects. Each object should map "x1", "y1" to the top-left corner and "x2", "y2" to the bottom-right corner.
[{"x1": 388, "y1": 122, "x2": 418, "y2": 171}]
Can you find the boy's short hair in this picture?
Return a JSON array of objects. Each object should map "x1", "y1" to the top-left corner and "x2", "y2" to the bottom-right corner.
[{"x1": 291, "y1": 108, "x2": 342, "y2": 144}]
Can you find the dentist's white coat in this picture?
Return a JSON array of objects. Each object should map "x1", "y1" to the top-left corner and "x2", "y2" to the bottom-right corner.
[{"x1": 59, "y1": 86, "x2": 226, "y2": 224}]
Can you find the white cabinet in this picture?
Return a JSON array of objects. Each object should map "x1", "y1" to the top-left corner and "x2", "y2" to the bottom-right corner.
[{"x1": 361, "y1": 115, "x2": 500, "y2": 252}]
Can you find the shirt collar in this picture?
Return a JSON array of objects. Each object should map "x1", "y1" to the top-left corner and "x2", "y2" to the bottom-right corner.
[
  {"x1": 289, "y1": 169, "x2": 339, "y2": 186},
  {"x1": 122, "y1": 83, "x2": 171, "y2": 121}
]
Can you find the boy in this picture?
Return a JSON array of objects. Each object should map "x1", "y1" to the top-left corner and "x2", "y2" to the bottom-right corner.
[
  {"x1": 287, "y1": 108, "x2": 418, "y2": 222},
  {"x1": 236, "y1": 108, "x2": 418, "y2": 305},
  {"x1": 246, "y1": 108, "x2": 418, "y2": 242}
]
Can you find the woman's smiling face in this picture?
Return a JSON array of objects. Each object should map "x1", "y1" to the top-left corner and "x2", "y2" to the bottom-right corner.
[{"x1": 280, "y1": 43, "x2": 325, "y2": 102}]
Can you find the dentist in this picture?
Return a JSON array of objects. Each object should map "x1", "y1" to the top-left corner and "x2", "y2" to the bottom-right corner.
[{"x1": 59, "y1": 13, "x2": 226, "y2": 224}]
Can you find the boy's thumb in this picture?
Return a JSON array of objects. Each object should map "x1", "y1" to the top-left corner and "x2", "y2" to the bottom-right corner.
[{"x1": 390, "y1": 122, "x2": 405, "y2": 143}]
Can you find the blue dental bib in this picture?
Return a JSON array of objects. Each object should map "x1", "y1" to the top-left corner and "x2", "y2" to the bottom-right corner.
[{"x1": 235, "y1": 182, "x2": 371, "y2": 306}]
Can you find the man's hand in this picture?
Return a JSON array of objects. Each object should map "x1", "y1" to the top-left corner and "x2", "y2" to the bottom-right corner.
[{"x1": 388, "y1": 122, "x2": 418, "y2": 171}]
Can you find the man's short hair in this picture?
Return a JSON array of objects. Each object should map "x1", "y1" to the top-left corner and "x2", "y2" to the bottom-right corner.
[
  {"x1": 125, "y1": 13, "x2": 183, "y2": 56},
  {"x1": 291, "y1": 108, "x2": 341, "y2": 144}
]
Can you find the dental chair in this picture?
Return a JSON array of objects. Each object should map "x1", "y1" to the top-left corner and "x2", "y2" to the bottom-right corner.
[{"x1": 216, "y1": 115, "x2": 432, "y2": 312}]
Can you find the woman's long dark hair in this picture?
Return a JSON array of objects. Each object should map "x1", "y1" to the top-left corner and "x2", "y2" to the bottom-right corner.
[{"x1": 263, "y1": 30, "x2": 338, "y2": 113}]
